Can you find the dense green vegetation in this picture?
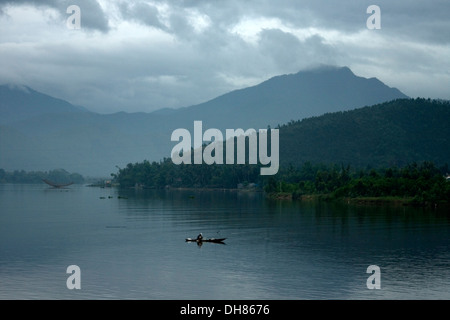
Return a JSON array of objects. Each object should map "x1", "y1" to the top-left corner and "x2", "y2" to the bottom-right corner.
[
  {"x1": 113, "y1": 159, "x2": 449, "y2": 206},
  {"x1": 278, "y1": 98, "x2": 450, "y2": 168},
  {"x1": 113, "y1": 98, "x2": 450, "y2": 207},
  {"x1": 0, "y1": 168, "x2": 84, "y2": 184},
  {"x1": 264, "y1": 161, "x2": 450, "y2": 206},
  {"x1": 112, "y1": 158, "x2": 263, "y2": 189}
]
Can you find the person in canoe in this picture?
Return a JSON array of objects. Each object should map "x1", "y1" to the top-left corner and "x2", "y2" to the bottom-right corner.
[{"x1": 196, "y1": 233, "x2": 203, "y2": 241}]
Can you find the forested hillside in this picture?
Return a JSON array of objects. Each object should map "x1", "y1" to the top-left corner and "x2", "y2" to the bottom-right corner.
[
  {"x1": 279, "y1": 98, "x2": 450, "y2": 168},
  {"x1": 113, "y1": 98, "x2": 450, "y2": 206}
]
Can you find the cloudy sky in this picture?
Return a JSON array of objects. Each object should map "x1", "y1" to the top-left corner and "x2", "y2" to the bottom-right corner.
[{"x1": 0, "y1": 0, "x2": 449, "y2": 114}]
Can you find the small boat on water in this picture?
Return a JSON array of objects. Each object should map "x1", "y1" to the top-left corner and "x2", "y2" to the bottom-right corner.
[{"x1": 185, "y1": 237, "x2": 227, "y2": 243}]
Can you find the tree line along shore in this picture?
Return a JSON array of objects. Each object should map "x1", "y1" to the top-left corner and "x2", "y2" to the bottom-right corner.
[
  {"x1": 1, "y1": 161, "x2": 449, "y2": 208},
  {"x1": 113, "y1": 159, "x2": 450, "y2": 208}
]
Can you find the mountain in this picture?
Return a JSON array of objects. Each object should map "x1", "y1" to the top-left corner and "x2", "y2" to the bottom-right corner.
[
  {"x1": 166, "y1": 66, "x2": 408, "y2": 131},
  {"x1": 0, "y1": 84, "x2": 89, "y2": 125},
  {"x1": 112, "y1": 98, "x2": 450, "y2": 190},
  {"x1": 0, "y1": 66, "x2": 410, "y2": 177},
  {"x1": 278, "y1": 98, "x2": 450, "y2": 168}
]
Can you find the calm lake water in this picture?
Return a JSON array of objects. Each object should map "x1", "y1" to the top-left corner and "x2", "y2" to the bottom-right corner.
[{"x1": 0, "y1": 184, "x2": 449, "y2": 300}]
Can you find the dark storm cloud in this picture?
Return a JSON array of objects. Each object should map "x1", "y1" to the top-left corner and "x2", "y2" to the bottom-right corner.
[
  {"x1": 150, "y1": 0, "x2": 450, "y2": 45},
  {"x1": 118, "y1": 1, "x2": 167, "y2": 31},
  {"x1": 0, "y1": 0, "x2": 109, "y2": 32},
  {"x1": 380, "y1": 0, "x2": 450, "y2": 44},
  {"x1": 2, "y1": 0, "x2": 449, "y2": 42},
  {"x1": 257, "y1": 29, "x2": 340, "y2": 72},
  {"x1": 0, "y1": 0, "x2": 449, "y2": 113}
]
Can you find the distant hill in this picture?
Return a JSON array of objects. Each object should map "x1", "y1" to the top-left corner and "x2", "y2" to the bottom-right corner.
[
  {"x1": 0, "y1": 66, "x2": 410, "y2": 176},
  {"x1": 278, "y1": 98, "x2": 450, "y2": 168},
  {"x1": 168, "y1": 65, "x2": 408, "y2": 131},
  {"x1": 0, "y1": 84, "x2": 89, "y2": 125}
]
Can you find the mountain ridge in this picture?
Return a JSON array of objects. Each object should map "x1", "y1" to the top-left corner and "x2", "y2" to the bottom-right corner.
[
  {"x1": 279, "y1": 98, "x2": 450, "y2": 168},
  {"x1": 0, "y1": 66, "x2": 412, "y2": 176},
  {"x1": 0, "y1": 84, "x2": 90, "y2": 125},
  {"x1": 169, "y1": 66, "x2": 408, "y2": 130}
]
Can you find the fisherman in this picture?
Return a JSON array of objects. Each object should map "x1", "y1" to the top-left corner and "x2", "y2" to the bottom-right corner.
[{"x1": 196, "y1": 233, "x2": 203, "y2": 241}]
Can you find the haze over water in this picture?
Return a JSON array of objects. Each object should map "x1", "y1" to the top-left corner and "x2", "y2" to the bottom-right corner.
[{"x1": 1, "y1": 184, "x2": 449, "y2": 300}]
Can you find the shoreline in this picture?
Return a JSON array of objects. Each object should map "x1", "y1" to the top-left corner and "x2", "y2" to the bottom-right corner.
[
  {"x1": 90, "y1": 184, "x2": 449, "y2": 209},
  {"x1": 112, "y1": 185, "x2": 263, "y2": 193},
  {"x1": 265, "y1": 192, "x2": 449, "y2": 209}
]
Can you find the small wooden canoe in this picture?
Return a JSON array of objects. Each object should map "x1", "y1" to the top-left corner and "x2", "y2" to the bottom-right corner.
[{"x1": 185, "y1": 238, "x2": 226, "y2": 243}]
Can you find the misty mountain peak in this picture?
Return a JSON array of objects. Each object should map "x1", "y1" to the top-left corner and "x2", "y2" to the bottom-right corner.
[
  {"x1": 302, "y1": 64, "x2": 350, "y2": 72},
  {"x1": 0, "y1": 67, "x2": 410, "y2": 175},
  {"x1": 0, "y1": 84, "x2": 90, "y2": 125},
  {"x1": 194, "y1": 65, "x2": 409, "y2": 129},
  {"x1": 1, "y1": 84, "x2": 32, "y2": 94}
]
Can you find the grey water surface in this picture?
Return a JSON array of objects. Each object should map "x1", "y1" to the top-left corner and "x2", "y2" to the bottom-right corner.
[{"x1": 1, "y1": 184, "x2": 449, "y2": 299}]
